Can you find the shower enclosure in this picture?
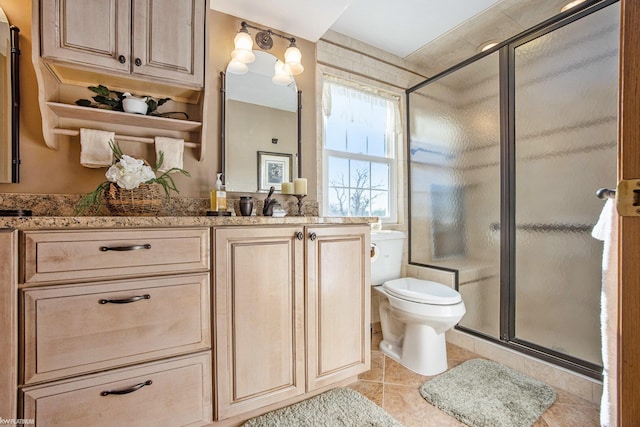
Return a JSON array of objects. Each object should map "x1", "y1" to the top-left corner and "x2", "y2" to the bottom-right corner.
[{"x1": 407, "y1": 0, "x2": 619, "y2": 377}]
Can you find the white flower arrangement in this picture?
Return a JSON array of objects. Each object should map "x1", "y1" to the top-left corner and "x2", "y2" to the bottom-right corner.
[
  {"x1": 105, "y1": 154, "x2": 157, "y2": 190},
  {"x1": 75, "y1": 142, "x2": 190, "y2": 215}
]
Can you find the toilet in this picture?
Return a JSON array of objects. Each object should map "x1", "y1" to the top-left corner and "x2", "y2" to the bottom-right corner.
[{"x1": 371, "y1": 230, "x2": 466, "y2": 376}]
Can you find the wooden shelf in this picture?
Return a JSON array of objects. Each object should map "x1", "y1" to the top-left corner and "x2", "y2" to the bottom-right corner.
[{"x1": 46, "y1": 102, "x2": 202, "y2": 132}]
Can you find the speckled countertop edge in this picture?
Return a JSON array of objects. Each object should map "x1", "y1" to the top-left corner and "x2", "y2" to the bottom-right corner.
[{"x1": 0, "y1": 215, "x2": 378, "y2": 230}]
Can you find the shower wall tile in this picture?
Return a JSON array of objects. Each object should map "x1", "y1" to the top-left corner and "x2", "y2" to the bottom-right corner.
[
  {"x1": 523, "y1": 358, "x2": 596, "y2": 403},
  {"x1": 446, "y1": 329, "x2": 476, "y2": 350},
  {"x1": 474, "y1": 339, "x2": 525, "y2": 372},
  {"x1": 414, "y1": 266, "x2": 456, "y2": 288},
  {"x1": 405, "y1": 264, "x2": 418, "y2": 278}
]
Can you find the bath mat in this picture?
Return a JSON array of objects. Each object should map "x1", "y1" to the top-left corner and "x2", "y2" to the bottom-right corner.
[
  {"x1": 420, "y1": 358, "x2": 557, "y2": 427},
  {"x1": 242, "y1": 387, "x2": 403, "y2": 427}
]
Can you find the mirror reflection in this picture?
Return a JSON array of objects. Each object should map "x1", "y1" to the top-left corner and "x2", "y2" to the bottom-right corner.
[
  {"x1": 224, "y1": 50, "x2": 299, "y2": 192},
  {"x1": 0, "y1": 7, "x2": 13, "y2": 183}
]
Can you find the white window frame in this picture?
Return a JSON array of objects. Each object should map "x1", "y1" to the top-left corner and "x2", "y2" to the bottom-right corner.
[{"x1": 321, "y1": 77, "x2": 399, "y2": 223}]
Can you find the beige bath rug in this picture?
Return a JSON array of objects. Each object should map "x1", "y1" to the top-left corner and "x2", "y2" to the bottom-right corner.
[
  {"x1": 420, "y1": 358, "x2": 557, "y2": 427},
  {"x1": 242, "y1": 387, "x2": 403, "y2": 427}
]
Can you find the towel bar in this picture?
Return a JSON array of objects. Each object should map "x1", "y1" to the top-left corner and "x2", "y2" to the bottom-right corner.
[{"x1": 53, "y1": 128, "x2": 198, "y2": 148}]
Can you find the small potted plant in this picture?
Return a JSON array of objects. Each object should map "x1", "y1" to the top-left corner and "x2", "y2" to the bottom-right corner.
[
  {"x1": 75, "y1": 142, "x2": 190, "y2": 216},
  {"x1": 75, "y1": 84, "x2": 188, "y2": 119}
]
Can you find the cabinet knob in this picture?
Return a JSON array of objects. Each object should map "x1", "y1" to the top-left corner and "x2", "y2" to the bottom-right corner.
[
  {"x1": 309, "y1": 232, "x2": 317, "y2": 241},
  {"x1": 118, "y1": 55, "x2": 126, "y2": 64},
  {"x1": 134, "y1": 58, "x2": 142, "y2": 67},
  {"x1": 296, "y1": 231, "x2": 304, "y2": 241}
]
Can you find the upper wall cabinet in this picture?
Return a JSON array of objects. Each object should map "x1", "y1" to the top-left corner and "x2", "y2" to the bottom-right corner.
[
  {"x1": 41, "y1": 0, "x2": 205, "y2": 88},
  {"x1": 32, "y1": 0, "x2": 208, "y2": 159}
]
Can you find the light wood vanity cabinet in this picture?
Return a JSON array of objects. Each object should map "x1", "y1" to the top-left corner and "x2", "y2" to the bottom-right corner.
[
  {"x1": 40, "y1": 0, "x2": 205, "y2": 87},
  {"x1": 305, "y1": 226, "x2": 371, "y2": 391},
  {"x1": 4, "y1": 222, "x2": 369, "y2": 425},
  {"x1": 213, "y1": 225, "x2": 371, "y2": 421},
  {"x1": 213, "y1": 226, "x2": 306, "y2": 420},
  {"x1": 18, "y1": 227, "x2": 213, "y2": 426}
]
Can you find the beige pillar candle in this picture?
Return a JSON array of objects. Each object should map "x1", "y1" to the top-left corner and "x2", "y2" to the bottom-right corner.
[
  {"x1": 294, "y1": 178, "x2": 307, "y2": 195},
  {"x1": 281, "y1": 181, "x2": 294, "y2": 194}
]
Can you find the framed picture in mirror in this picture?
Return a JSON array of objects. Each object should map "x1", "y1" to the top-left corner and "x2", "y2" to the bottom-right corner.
[{"x1": 258, "y1": 151, "x2": 292, "y2": 192}]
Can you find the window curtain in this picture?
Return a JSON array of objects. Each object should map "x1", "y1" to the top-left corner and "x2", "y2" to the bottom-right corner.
[{"x1": 322, "y1": 77, "x2": 401, "y2": 135}]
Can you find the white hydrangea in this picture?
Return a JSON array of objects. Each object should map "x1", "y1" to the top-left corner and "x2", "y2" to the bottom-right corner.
[{"x1": 105, "y1": 155, "x2": 156, "y2": 190}]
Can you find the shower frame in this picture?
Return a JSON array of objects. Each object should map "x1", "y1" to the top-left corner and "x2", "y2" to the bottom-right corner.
[{"x1": 406, "y1": 0, "x2": 617, "y2": 380}]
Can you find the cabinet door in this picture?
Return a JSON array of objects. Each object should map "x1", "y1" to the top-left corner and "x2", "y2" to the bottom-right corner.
[
  {"x1": 306, "y1": 225, "x2": 371, "y2": 391},
  {"x1": 214, "y1": 227, "x2": 305, "y2": 420},
  {"x1": 0, "y1": 230, "x2": 17, "y2": 422},
  {"x1": 41, "y1": 0, "x2": 131, "y2": 73},
  {"x1": 132, "y1": 0, "x2": 205, "y2": 87}
]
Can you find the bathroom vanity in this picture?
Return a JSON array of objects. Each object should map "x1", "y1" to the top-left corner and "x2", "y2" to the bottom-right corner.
[{"x1": 0, "y1": 217, "x2": 371, "y2": 426}]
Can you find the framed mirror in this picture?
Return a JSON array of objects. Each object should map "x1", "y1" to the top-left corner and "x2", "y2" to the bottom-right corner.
[
  {"x1": 221, "y1": 50, "x2": 301, "y2": 192},
  {"x1": 0, "y1": 7, "x2": 19, "y2": 183}
]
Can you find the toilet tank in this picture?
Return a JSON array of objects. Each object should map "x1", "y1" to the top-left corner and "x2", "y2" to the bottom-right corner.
[{"x1": 370, "y1": 230, "x2": 405, "y2": 286}]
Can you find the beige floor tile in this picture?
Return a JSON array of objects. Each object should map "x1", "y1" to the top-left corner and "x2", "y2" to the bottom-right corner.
[
  {"x1": 541, "y1": 402, "x2": 600, "y2": 427},
  {"x1": 372, "y1": 331, "x2": 383, "y2": 351},
  {"x1": 554, "y1": 388, "x2": 599, "y2": 408},
  {"x1": 446, "y1": 342, "x2": 478, "y2": 363},
  {"x1": 348, "y1": 380, "x2": 384, "y2": 407},
  {"x1": 532, "y1": 416, "x2": 552, "y2": 426},
  {"x1": 384, "y1": 357, "x2": 430, "y2": 387},
  {"x1": 356, "y1": 335, "x2": 600, "y2": 427},
  {"x1": 383, "y1": 383, "x2": 465, "y2": 427},
  {"x1": 359, "y1": 350, "x2": 384, "y2": 382}
]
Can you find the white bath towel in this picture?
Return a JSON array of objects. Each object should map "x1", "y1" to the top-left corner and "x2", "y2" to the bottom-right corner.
[
  {"x1": 591, "y1": 198, "x2": 618, "y2": 427},
  {"x1": 154, "y1": 136, "x2": 184, "y2": 173},
  {"x1": 80, "y1": 128, "x2": 114, "y2": 168}
]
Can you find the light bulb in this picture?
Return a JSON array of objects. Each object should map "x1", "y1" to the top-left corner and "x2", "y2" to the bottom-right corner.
[
  {"x1": 231, "y1": 29, "x2": 255, "y2": 63},
  {"x1": 284, "y1": 45, "x2": 304, "y2": 75},
  {"x1": 234, "y1": 30, "x2": 253, "y2": 51},
  {"x1": 227, "y1": 60, "x2": 248, "y2": 75},
  {"x1": 272, "y1": 60, "x2": 292, "y2": 86},
  {"x1": 231, "y1": 48, "x2": 255, "y2": 64}
]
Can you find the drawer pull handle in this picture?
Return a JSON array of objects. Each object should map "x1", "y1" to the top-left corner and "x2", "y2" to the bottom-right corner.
[
  {"x1": 99, "y1": 294, "x2": 151, "y2": 304},
  {"x1": 101, "y1": 380, "x2": 152, "y2": 396},
  {"x1": 100, "y1": 244, "x2": 151, "y2": 252}
]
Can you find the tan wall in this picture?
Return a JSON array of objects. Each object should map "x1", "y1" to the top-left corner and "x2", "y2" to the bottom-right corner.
[{"x1": 0, "y1": 3, "x2": 317, "y2": 199}]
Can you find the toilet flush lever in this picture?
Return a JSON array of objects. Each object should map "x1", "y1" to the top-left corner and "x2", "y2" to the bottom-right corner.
[{"x1": 370, "y1": 243, "x2": 377, "y2": 258}]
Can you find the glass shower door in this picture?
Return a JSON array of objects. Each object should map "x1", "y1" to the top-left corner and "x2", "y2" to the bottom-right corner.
[
  {"x1": 511, "y1": 2, "x2": 619, "y2": 367},
  {"x1": 408, "y1": 51, "x2": 502, "y2": 339}
]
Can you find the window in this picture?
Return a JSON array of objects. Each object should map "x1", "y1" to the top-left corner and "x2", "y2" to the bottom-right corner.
[{"x1": 321, "y1": 78, "x2": 400, "y2": 221}]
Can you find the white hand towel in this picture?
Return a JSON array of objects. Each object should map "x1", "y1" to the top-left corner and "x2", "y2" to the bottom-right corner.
[
  {"x1": 591, "y1": 198, "x2": 618, "y2": 427},
  {"x1": 80, "y1": 128, "x2": 114, "y2": 168},
  {"x1": 155, "y1": 136, "x2": 184, "y2": 173}
]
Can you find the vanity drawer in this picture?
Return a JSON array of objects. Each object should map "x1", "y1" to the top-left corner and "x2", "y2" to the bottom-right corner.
[
  {"x1": 23, "y1": 274, "x2": 210, "y2": 384},
  {"x1": 22, "y1": 228, "x2": 210, "y2": 284},
  {"x1": 22, "y1": 352, "x2": 213, "y2": 427}
]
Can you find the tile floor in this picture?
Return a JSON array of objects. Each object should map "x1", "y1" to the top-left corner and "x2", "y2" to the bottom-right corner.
[{"x1": 348, "y1": 331, "x2": 600, "y2": 427}]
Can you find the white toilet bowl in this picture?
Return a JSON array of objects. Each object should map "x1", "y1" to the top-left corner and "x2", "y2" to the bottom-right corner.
[{"x1": 375, "y1": 277, "x2": 466, "y2": 376}]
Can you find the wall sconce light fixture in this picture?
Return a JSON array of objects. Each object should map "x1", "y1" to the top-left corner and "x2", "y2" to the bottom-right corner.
[{"x1": 229, "y1": 21, "x2": 304, "y2": 84}]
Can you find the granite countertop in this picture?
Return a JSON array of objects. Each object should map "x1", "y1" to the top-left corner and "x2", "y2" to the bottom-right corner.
[
  {"x1": 0, "y1": 215, "x2": 377, "y2": 230},
  {"x1": 0, "y1": 192, "x2": 376, "y2": 230}
]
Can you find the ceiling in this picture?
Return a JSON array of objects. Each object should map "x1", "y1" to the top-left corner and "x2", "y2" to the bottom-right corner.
[
  {"x1": 211, "y1": 0, "x2": 505, "y2": 57},
  {"x1": 329, "y1": 0, "x2": 502, "y2": 58},
  {"x1": 211, "y1": 0, "x2": 576, "y2": 73}
]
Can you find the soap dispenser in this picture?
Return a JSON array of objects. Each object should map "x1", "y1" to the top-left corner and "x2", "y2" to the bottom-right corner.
[{"x1": 210, "y1": 173, "x2": 227, "y2": 211}]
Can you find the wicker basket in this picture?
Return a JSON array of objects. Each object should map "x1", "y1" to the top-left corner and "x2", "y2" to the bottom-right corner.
[{"x1": 104, "y1": 183, "x2": 163, "y2": 216}]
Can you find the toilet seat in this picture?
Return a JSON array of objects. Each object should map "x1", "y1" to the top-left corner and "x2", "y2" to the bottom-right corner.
[{"x1": 382, "y1": 278, "x2": 462, "y2": 305}]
